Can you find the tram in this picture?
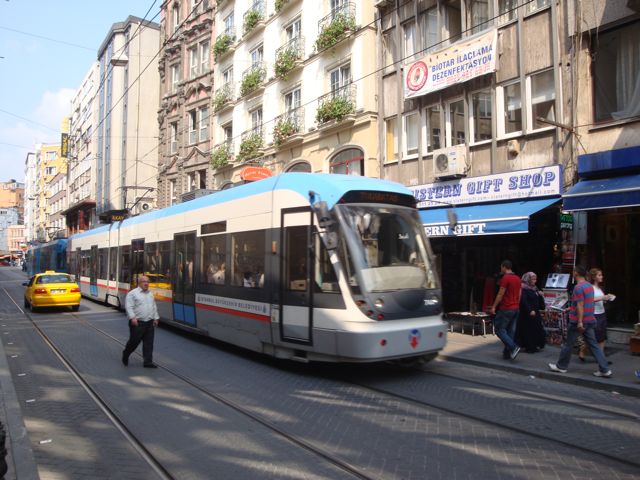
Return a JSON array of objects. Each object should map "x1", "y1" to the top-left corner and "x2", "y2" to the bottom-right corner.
[
  {"x1": 68, "y1": 173, "x2": 447, "y2": 363},
  {"x1": 25, "y1": 239, "x2": 68, "y2": 276}
]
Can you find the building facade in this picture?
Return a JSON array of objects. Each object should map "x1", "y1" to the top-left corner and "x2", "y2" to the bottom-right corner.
[
  {"x1": 23, "y1": 152, "x2": 37, "y2": 243},
  {"x1": 7, "y1": 224, "x2": 26, "y2": 257},
  {"x1": 95, "y1": 16, "x2": 160, "y2": 220},
  {"x1": 0, "y1": 208, "x2": 19, "y2": 254},
  {"x1": 48, "y1": 171, "x2": 67, "y2": 238},
  {"x1": 0, "y1": 179, "x2": 25, "y2": 223},
  {"x1": 35, "y1": 144, "x2": 64, "y2": 242}
]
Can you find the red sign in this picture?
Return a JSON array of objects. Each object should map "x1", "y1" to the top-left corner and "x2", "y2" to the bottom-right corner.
[{"x1": 240, "y1": 166, "x2": 273, "y2": 181}]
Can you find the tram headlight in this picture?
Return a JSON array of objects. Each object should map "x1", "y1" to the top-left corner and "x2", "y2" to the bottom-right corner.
[{"x1": 374, "y1": 298, "x2": 384, "y2": 309}]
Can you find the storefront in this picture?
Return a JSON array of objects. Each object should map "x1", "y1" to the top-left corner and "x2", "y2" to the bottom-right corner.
[
  {"x1": 563, "y1": 146, "x2": 640, "y2": 327},
  {"x1": 410, "y1": 165, "x2": 563, "y2": 313}
]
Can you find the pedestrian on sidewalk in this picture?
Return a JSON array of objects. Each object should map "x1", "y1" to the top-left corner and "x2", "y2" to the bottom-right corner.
[
  {"x1": 549, "y1": 265, "x2": 612, "y2": 377},
  {"x1": 488, "y1": 260, "x2": 521, "y2": 360},
  {"x1": 122, "y1": 275, "x2": 160, "y2": 368},
  {"x1": 578, "y1": 267, "x2": 613, "y2": 364},
  {"x1": 515, "y1": 271, "x2": 547, "y2": 353}
]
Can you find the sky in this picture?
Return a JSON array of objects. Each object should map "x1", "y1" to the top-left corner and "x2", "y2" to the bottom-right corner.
[{"x1": 0, "y1": 0, "x2": 162, "y2": 183}]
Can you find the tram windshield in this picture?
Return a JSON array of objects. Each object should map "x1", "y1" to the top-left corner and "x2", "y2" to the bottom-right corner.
[{"x1": 336, "y1": 204, "x2": 439, "y2": 293}]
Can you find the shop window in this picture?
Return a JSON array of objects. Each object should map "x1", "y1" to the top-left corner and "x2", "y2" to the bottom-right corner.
[
  {"x1": 420, "y1": 8, "x2": 439, "y2": 54},
  {"x1": 330, "y1": 148, "x2": 364, "y2": 175},
  {"x1": 471, "y1": 89, "x2": 492, "y2": 143},
  {"x1": 469, "y1": 0, "x2": 489, "y2": 34},
  {"x1": 385, "y1": 117, "x2": 398, "y2": 162},
  {"x1": 528, "y1": 69, "x2": 555, "y2": 130},
  {"x1": 201, "y1": 234, "x2": 226, "y2": 285},
  {"x1": 498, "y1": 81, "x2": 522, "y2": 136},
  {"x1": 593, "y1": 21, "x2": 640, "y2": 122},
  {"x1": 403, "y1": 112, "x2": 420, "y2": 157},
  {"x1": 231, "y1": 230, "x2": 265, "y2": 288},
  {"x1": 425, "y1": 105, "x2": 441, "y2": 152},
  {"x1": 446, "y1": 98, "x2": 466, "y2": 146}
]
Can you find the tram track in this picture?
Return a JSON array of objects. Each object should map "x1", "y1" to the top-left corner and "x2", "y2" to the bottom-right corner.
[{"x1": 2, "y1": 287, "x2": 379, "y2": 480}]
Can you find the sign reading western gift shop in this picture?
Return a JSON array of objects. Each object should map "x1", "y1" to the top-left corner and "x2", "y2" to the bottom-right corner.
[{"x1": 404, "y1": 29, "x2": 498, "y2": 99}]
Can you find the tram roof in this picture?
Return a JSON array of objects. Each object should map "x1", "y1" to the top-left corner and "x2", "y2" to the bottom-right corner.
[{"x1": 72, "y1": 173, "x2": 410, "y2": 240}]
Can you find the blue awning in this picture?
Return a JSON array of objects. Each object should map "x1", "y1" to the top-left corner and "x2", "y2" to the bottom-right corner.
[
  {"x1": 563, "y1": 174, "x2": 640, "y2": 211},
  {"x1": 419, "y1": 198, "x2": 559, "y2": 237}
]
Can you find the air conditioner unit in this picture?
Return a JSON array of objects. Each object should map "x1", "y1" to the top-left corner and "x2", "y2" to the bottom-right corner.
[{"x1": 432, "y1": 146, "x2": 467, "y2": 179}]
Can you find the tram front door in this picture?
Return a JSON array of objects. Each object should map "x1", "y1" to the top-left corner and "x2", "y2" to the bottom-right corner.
[
  {"x1": 280, "y1": 208, "x2": 313, "y2": 345},
  {"x1": 172, "y1": 232, "x2": 196, "y2": 326}
]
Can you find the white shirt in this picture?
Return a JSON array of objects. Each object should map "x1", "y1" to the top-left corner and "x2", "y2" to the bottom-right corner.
[
  {"x1": 593, "y1": 285, "x2": 605, "y2": 314},
  {"x1": 125, "y1": 287, "x2": 159, "y2": 322}
]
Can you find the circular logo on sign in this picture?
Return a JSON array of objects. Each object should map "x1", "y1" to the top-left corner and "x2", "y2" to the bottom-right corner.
[{"x1": 406, "y1": 61, "x2": 428, "y2": 92}]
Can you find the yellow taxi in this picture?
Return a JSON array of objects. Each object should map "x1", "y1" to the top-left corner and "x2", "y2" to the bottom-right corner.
[{"x1": 23, "y1": 271, "x2": 81, "y2": 312}]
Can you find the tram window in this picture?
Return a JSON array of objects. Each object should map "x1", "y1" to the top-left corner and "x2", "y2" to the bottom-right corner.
[
  {"x1": 285, "y1": 226, "x2": 308, "y2": 291},
  {"x1": 201, "y1": 221, "x2": 226, "y2": 235},
  {"x1": 145, "y1": 242, "x2": 159, "y2": 274},
  {"x1": 109, "y1": 247, "x2": 117, "y2": 281},
  {"x1": 119, "y1": 245, "x2": 131, "y2": 283},
  {"x1": 201, "y1": 235, "x2": 226, "y2": 284},
  {"x1": 231, "y1": 230, "x2": 265, "y2": 288},
  {"x1": 98, "y1": 248, "x2": 108, "y2": 279},
  {"x1": 68, "y1": 251, "x2": 76, "y2": 276},
  {"x1": 158, "y1": 241, "x2": 171, "y2": 279},
  {"x1": 313, "y1": 232, "x2": 340, "y2": 293},
  {"x1": 81, "y1": 250, "x2": 89, "y2": 277}
]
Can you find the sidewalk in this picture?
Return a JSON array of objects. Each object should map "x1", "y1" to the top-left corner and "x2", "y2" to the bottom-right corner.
[{"x1": 440, "y1": 331, "x2": 640, "y2": 397}]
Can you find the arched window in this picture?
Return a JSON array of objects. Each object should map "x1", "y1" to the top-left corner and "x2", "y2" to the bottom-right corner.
[
  {"x1": 286, "y1": 161, "x2": 311, "y2": 173},
  {"x1": 220, "y1": 181, "x2": 234, "y2": 190},
  {"x1": 329, "y1": 148, "x2": 364, "y2": 175}
]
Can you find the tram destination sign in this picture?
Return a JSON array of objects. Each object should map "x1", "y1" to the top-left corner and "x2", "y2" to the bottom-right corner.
[{"x1": 341, "y1": 190, "x2": 416, "y2": 207}]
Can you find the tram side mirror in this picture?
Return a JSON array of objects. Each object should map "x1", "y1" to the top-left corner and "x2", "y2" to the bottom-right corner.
[
  {"x1": 313, "y1": 201, "x2": 334, "y2": 229},
  {"x1": 324, "y1": 231, "x2": 338, "y2": 250},
  {"x1": 447, "y1": 209, "x2": 458, "y2": 230}
]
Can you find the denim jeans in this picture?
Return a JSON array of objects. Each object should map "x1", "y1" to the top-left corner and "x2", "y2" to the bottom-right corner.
[
  {"x1": 494, "y1": 309, "x2": 519, "y2": 355},
  {"x1": 557, "y1": 322, "x2": 609, "y2": 373}
]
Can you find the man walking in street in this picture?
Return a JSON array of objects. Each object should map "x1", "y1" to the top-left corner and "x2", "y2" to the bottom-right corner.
[
  {"x1": 488, "y1": 260, "x2": 521, "y2": 360},
  {"x1": 122, "y1": 275, "x2": 160, "y2": 368},
  {"x1": 549, "y1": 265, "x2": 612, "y2": 377}
]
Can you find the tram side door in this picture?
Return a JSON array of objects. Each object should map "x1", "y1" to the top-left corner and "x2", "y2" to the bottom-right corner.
[
  {"x1": 90, "y1": 245, "x2": 98, "y2": 297},
  {"x1": 131, "y1": 239, "x2": 145, "y2": 288},
  {"x1": 172, "y1": 232, "x2": 196, "y2": 326},
  {"x1": 280, "y1": 208, "x2": 313, "y2": 344}
]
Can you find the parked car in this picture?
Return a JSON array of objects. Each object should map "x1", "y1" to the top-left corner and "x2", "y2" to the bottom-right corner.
[{"x1": 23, "y1": 271, "x2": 81, "y2": 312}]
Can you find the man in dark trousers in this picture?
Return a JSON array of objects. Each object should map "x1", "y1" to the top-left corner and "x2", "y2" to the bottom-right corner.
[
  {"x1": 488, "y1": 260, "x2": 521, "y2": 360},
  {"x1": 122, "y1": 276, "x2": 160, "y2": 368}
]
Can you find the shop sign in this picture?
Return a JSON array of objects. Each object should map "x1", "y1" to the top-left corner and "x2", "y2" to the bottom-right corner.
[
  {"x1": 240, "y1": 166, "x2": 272, "y2": 181},
  {"x1": 559, "y1": 212, "x2": 573, "y2": 230},
  {"x1": 404, "y1": 29, "x2": 498, "y2": 99},
  {"x1": 410, "y1": 165, "x2": 562, "y2": 208},
  {"x1": 425, "y1": 223, "x2": 487, "y2": 237}
]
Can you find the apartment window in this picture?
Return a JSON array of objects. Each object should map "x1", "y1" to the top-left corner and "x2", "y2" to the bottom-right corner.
[
  {"x1": 471, "y1": 90, "x2": 492, "y2": 143},
  {"x1": 46, "y1": 152, "x2": 56, "y2": 161},
  {"x1": 170, "y1": 122, "x2": 178, "y2": 154},
  {"x1": 223, "y1": 67, "x2": 233, "y2": 85},
  {"x1": 200, "y1": 41, "x2": 210, "y2": 73},
  {"x1": 403, "y1": 112, "x2": 420, "y2": 156},
  {"x1": 285, "y1": 17, "x2": 301, "y2": 41},
  {"x1": 593, "y1": 22, "x2": 640, "y2": 122},
  {"x1": 403, "y1": 20, "x2": 417, "y2": 60},
  {"x1": 330, "y1": 148, "x2": 363, "y2": 175},
  {"x1": 224, "y1": 13, "x2": 234, "y2": 35},
  {"x1": 251, "y1": 108, "x2": 263, "y2": 133},
  {"x1": 173, "y1": 5, "x2": 180, "y2": 33},
  {"x1": 285, "y1": 88, "x2": 301, "y2": 111},
  {"x1": 529, "y1": 69, "x2": 555, "y2": 130},
  {"x1": 330, "y1": 0, "x2": 347, "y2": 17},
  {"x1": 170, "y1": 179, "x2": 177, "y2": 205},
  {"x1": 250, "y1": 45, "x2": 264, "y2": 66},
  {"x1": 223, "y1": 123, "x2": 233, "y2": 143},
  {"x1": 469, "y1": 0, "x2": 489, "y2": 34},
  {"x1": 426, "y1": 105, "x2": 441, "y2": 152},
  {"x1": 446, "y1": 99, "x2": 466, "y2": 146},
  {"x1": 383, "y1": 31, "x2": 397, "y2": 70},
  {"x1": 189, "y1": 46, "x2": 199, "y2": 78},
  {"x1": 198, "y1": 169, "x2": 207, "y2": 189},
  {"x1": 199, "y1": 107, "x2": 209, "y2": 141},
  {"x1": 501, "y1": 81, "x2": 522, "y2": 135},
  {"x1": 529, "y1": 0, "x2": 550, "y2": 13},
  {"x1": 171, "y1": 64, "x2": 181, "y2": 93},
  {"x1": 330, "y1": 63, "x2": 351, "y2": 94},
  {"x1": 445, "y1": 0, "x2": 462, "y2": 45},
  {"x1": 498, "y1": 0, "x2": 518, "y2": 23},
  {"x1": 46, "y1": 166, "x2": 56, "y2": 176},
  {"x1": 188, "y1": 172, "x2": 197, "y2": 192},
  {"x1": 188, "y1": 110, "x2": 197, "y2": 144},
  {"x1": 420, "y1": 8, "x2": 439, "y2": 54},
  {"x1": 385, "y1": 116, "x2": 398, "y2": 162}
]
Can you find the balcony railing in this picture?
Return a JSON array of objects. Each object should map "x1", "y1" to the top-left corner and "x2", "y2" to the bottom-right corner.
[
  {"x1": 237, "y1": 127, "x2": 265, "y2": 163},
  {"x1": 211, "y1": 140, "x2": 234, "y2": 169},
  {"x1": 315, "y1": 2, "x2": 356, "y2": 52},
  {"x1": 214, "y1": 28, "x2": 236, "y2": 61},
  {"x1": 273, "y1": 107, "x2": 304, "y2": 147},
  {"x1": 275, "y1": 36, "x2": 305, "y2": 80},
  {"x1": 243, "y1": 0, "x2": 266, "y2": 36},
  {"x1": 212, "y1": 83, "x2": 235, "y2": 112},
  {"x1": 240, "y1": 62, "x2": 266, "y2": 97},
  {"x1": 316, "y1": 84, "x2": 356, "y2": 124}
]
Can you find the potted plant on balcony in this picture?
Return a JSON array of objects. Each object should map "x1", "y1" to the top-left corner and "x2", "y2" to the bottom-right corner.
[
  {"x1": 211, "y1": 144, "x2": 231, "y2": 169},
  {"x1": 314, "y1": 13, "x2": 357, "y2": 52},
  {"x1": 243, "y1": 9, "x2": 263, "y2": 35},
  {"x1": 316, "y1": 95, "x2": 355, "y2": 124},
  {"x1": 275, "y1": 47, "x2": 299, "y2": 80},
  {"x1": 275, "y1": 0, "x2": 290, "y2": 13},
  {"x1": 213, "y1": 34, "x2": 233, "y2": 61},
  {"x1": 212, "y1": 88, "x2": 231, "y2": 112},
  {"x1": 273, "y1": 117, "x2": 299, "y2": 147},
  {"x1": 237, "y1": 132, "x2": 264, "y2": 163},
  {"x1": 240, "y1": 68, "x2": 265, "y2": 97}
]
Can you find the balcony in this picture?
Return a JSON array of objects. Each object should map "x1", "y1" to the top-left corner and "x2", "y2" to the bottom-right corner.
[
  {"x1": 275, "y1": 36, "x2": 305, "y2": 80},
  {"x1": 315, "y1": 2, "x2": 357, "y2": 53},
  {"x1": 316, "y1": 84, "x2": 356, "y2": 130},
  {"x1": 275, "y1": 0, "x2": 297, "y2": 14},
  {"x1": 212, "y1": 83, "x2": 235, "y2": 113},
  {"x1": 240, "y1": 62, "x2": 267, "y2": 98},
  {"x1": 243, "y1": 1, "x2": 266, "y2": 38},
  {"x1": 273, "y1": 108, "x2": 305, "y2": 147},
  {"x1": 210, "y1": 141, "x2": 234, "y2": 169},
  {"x1": 213, "y1": 29, "x2": 236, "y2": 62},
  {"x1": 237, "y1": 128, "x2": 265, "y2": 163}
]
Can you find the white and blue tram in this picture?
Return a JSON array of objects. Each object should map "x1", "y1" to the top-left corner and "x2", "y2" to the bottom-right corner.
[{"x1": 68, "y1": 173, "x2": 447, "y2": 362}]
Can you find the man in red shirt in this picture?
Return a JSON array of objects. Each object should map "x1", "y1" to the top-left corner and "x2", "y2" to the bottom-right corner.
[{"x1": 488, "y1": 260, "x2": 521, "y2": 360}]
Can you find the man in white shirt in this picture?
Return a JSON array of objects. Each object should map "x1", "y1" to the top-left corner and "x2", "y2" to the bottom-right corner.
[{"x1": 122, "y1": 276, "x2": 160, "y2": 368}]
